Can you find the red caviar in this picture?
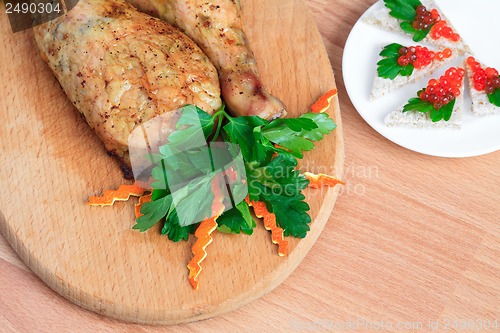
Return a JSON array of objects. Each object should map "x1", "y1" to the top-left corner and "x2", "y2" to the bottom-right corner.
[
  {"x1": 467, "y1": 56, "x2": 500, "y2": 94},
  {"x1": 419, "y1": 67, "x2": 465, "y2": 110},
  {"x1": 429, "y1": 20, "x2": 460, "y2": 42},
  {"x1": 412, "y1": 5, "x2": 440, "y2": 30},
  {"x1": 412, "y1": 5, "x2": 461, "y2": 42},
  {"x1": 397, "y1": 45, "x2": 451, "y2": 69}
]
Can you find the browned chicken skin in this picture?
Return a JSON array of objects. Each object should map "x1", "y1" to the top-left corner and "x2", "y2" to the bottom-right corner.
[
  {"x1": 127, "y1": 0, "x2": 287, "y2": 119},
  {"x1": 34, "y1": 0, "x2": 222, "y2": 176}
]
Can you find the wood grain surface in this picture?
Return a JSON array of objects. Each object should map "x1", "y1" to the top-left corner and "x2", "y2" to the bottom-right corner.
[
  {"x1": 0, "y1": 0, "x2": 344, "y2": 326},
  {"x1": 1, "y1": 0, "x2": 499, "y2": 332}
]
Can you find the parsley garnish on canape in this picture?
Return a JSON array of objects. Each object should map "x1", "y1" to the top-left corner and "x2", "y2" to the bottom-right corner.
[
  {"x1": 377, "y1": 43, "x2": 452, "y2": 80},
  {"x1": 403, "y1": 67, "x2": 465, "y2": 122},
  {"x1": 384, "y1": 0, "x2": 461, "y2": 43}
]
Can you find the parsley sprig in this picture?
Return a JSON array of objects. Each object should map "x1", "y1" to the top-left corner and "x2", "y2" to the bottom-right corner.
[
  {"x1": 384, "y1": 0, "x2": 431, "y2": 42},
  {"x1": 377, "y1": 43, "x2": 414, "y2": 80},
  {"x1": 403, "y1": 89, "x2": 456, "y2": 122},
  {"x1": 133, "y1": 105, "x2": 337, "y2": 241},
  {"x1": 487, "y1": 86, "x2": 500, "y2": 107}
]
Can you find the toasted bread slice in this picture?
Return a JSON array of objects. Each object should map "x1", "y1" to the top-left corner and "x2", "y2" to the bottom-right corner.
[
  {"x1": 372, "y1": 43, "x2": 456, "y2": 100},
  {"x1": 465, "y1": 55, "x2": 500, "y2": 116},
  {"x1": 385, "y1": 67, "x2": 465, "y2": 129},
  {"x1": 385, "y1": 96, "x2": 463, "y2": 128},
  {"x1": 365, "y1": 0, "x2": 470, "y2": 54}
]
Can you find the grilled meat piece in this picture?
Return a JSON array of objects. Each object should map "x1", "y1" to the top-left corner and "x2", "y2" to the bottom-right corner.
[
  {"x1": 127, "y1": 0, "x2": 287, "y2": 119},
  {"x1": 34, "y1": 0, "x2": 222, "y2": 174}
]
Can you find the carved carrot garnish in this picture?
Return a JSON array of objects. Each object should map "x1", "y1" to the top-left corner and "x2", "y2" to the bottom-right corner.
[
  {"x1": 187, "y1": 216, "x2": 218, "y2": 290},
  {"x1": 134, "y1": 194, "x2": 152, "y2": 218},
  {"x1": 246, "y1": 197, "x2": 288, "y2": 257},
  {"x1": 87, "y1": 184, "x2": 146, "y2": 206},
  {"x1": 187, "y1": 177, "x2": 225, "y2": 289},
  {"x1": 304, "y1": 172, "x2": 345, "y2": 189},
  {"x1": 311, "y1": 89, "x2": 338, "y2": 113}
]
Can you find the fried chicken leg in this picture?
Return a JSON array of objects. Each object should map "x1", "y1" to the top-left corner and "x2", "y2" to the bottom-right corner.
[
  {"x1": 34, "y1": 0, "x2": 222, "y2": 176},
  {"x1": 127, "y1": 0, "x2": 287, "y2": 119}
]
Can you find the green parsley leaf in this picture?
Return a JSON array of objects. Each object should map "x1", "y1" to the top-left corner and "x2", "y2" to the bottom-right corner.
[
  {"x1": 246, "y1": 161, "x2": 281, "y2": 201},
  {"x1": 379, "y1": 43, "x2": 401, "y2": 58},
  {"x1": 166, "y1": 110, "x2": 213, "y2": 151},
  {"x1": 403, "y1": 97, "x2": 435, "y2": 113},
  {"x1": 250, "y1": 127, "x2": 274, "y2": 163},
  {"x1": 217, "y1": 201, "x2": 256, "y2": 235},
  {"x1": 246, "y1": 154, "x2": 310, "y2": 237},
  {"x1": 384, "y1": 0, "x2": 421, "y2": 21},
  {"x1": 246, "y1": 154, "x2": 309, "y2": 202},
  {"x1": 487, "y1": 86, "x2": 500, "y2": 107},
  {"x1": 223, "y1": 116, "x2": 268, "y2": 161},
  {"x1": 161, "y1": 209, "x2": 197, "y2": 242},
  {"x1": 400, "y1": 64, "x2": 415, "y2": 76},
  {"x1": 264, "y1": 154, "x2": 309, "y2": 196},
  {"x1": 133, "y1": 188, "x2": 196, "y2": 242},
  {"x1": 262, "y1": 128, "x2": 314, "y2": 158},
  {"x1": 377, "y1": 43, "x2": 415, "y2": 80},
  {"x1": 133, "y1": 192, "x2": 173, "y2": 232},
  {"x1": 152, "y1": 105, "x2": 218, "y2": 187},
  {"x1": 175, "y1": 104, "x2": 215, "y2": 139},
  {"x1": 383, "y1": 0, "x2": 433, "y2": 42},
  {"x1": 279, "y1": 118, "x2": 318, "y2": 132},
  {"x1": 433, "y1": 99, "x2": 455, "y2": 122},
  {"x1": 297, "y1": 113, "x2": 337, "y2": 141},
  {"x1": 168, "y1": 172, "x2": 215, "y2": 228},
  {"x1": 377, "y1": 58, "x2": 403, "y2": 80},
  {"x1": 152, "y1": 189, "x2": 170, "y2": 201},
  {"x1": 265, "y1": 190, "x2": 311, "y2": 239},
  {"x1": 260, "y1": 112, "x2": 336, "y2": 158},
  {"x1": 400, "y1": 21, "x2": 430, "y2": 42},
  {"x1": 429, "y1": 107, "x2": 444, "y2": 122}
]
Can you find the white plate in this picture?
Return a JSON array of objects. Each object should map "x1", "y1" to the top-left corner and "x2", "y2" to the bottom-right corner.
[{"x1": 343, "y1": 0, "x2": 500, "y2": 157}]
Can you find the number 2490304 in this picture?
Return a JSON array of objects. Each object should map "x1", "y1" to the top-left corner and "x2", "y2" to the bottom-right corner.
[{"x1": 6, "y1": 2, "x2": 62, "y2": 14}]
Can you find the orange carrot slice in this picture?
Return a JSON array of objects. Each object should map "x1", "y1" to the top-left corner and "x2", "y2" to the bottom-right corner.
[
  {"x1": 135, "y1": 194, "x2": 152, "y2": 219},
  {"x1": 187, "y1": 178, "x2": 225, "y2": 289},
  {"x1": 245, "y1": 197, "x2": 288, "y2": 257},
  {"x1": 311, "y1": 89, "x2": 337, "y2": 113},
  {"x1": 187, "y1": 216, "x2": 218, "y2": 290},
  {"x1": 304, "y1": 172, "x2": 345, "y2": 189},
  {"x1": 87, "y1": 184, "x2": 146, "y2": 206}
]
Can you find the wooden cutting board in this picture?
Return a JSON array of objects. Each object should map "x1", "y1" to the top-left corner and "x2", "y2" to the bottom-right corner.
[{"x1": 0, "y1": 0, "x2": 343, "y2": 325}]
